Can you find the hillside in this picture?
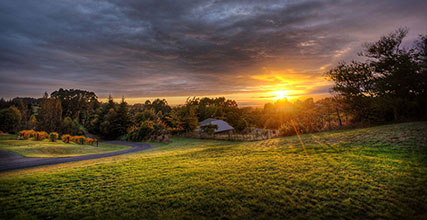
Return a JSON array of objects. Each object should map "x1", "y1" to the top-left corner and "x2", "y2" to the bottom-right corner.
[{"x1": 1, "y1": 122, "x2": 426, "y2": 219}]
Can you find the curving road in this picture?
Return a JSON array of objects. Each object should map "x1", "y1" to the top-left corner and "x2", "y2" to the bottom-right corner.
[{"x1": 0, "y1": 141, "x2": 153, "y2": 173}]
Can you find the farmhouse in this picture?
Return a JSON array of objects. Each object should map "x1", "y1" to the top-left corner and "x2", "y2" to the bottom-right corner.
[{"x1": 198, "y1": 118, "x2": 234, "y2": 134}]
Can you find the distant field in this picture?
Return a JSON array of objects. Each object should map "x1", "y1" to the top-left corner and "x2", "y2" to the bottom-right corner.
[
  {"x1": 1, "y1": 122, "x2": 426, "y2": 219},
  {"x1": 0, "y1": 135, "x2": 130, "y2": 157}
]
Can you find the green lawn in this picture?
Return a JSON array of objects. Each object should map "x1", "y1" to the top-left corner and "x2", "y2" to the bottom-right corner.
[
  {"x1": 0, "y1": 135, "x2": 130, "y2": 157},
  {"x1": 1, "y1": 122, "x2": 426, "y2": 219}
]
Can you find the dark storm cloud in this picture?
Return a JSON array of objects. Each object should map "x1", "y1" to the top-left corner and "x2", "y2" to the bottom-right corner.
[{"x1": 1, "y1": 0, "x2": 427, "y2": 102}]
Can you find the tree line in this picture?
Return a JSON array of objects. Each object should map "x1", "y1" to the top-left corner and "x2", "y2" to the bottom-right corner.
[{"x1": 0, "y1": 90, "x2": 348, "y2": 140}]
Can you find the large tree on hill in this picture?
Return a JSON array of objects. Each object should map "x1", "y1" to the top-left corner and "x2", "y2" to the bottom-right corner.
[{"x1": 327, "y1": 28, "x2": 427, "y2": 122}]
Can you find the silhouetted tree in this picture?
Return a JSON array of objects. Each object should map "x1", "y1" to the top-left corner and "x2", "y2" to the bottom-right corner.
[{"x1": 327, "y1": 28, "x2": 427, "y2": 122}]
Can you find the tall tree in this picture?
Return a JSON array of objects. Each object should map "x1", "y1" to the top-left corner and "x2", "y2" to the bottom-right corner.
[
  {"x1": 50, "y1": 88, "x2": 99, "y2": 123},
  {"x1": 115, "y1": 98, "x2": 131, "y2": 137},
  {"x1": 38, "y1": 92, "x2": 62, "y2": 132},
  {"x1": 0, "y1": 106, "x2": 21, "y2": 133},
  {"x1": 327, "y1": 28, "x2": 426, "y2": 122}
]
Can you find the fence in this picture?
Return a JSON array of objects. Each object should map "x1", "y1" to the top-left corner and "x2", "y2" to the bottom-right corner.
[{"x1": 175, "y1": 130, "x2": 280, "y2": 142}]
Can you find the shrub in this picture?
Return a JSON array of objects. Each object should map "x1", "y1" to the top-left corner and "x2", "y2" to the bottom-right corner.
[
  {"x1": 35, "y1": 131, "x2": 49, "y2": 141},
  {"x1": 17, "y1": 130, "x2": 36, "y2": 140},
  {"x1": 61, "y1": 134, "x2": 72, "y2": 143},
  {"x1": 85, "y1": 138, "x2": 96, "y2": 145},
  {"x1": 79, "y1": 136, "x2": 87, "y2": 144},
  {"x1": 71, "y1": 136, "x2": 86, "y2": 144},
  {"x1": 49, "y1": 132, "x2": 59, "y2": 142}
]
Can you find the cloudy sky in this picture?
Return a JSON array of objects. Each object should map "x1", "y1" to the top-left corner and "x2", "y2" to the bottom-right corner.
[{"x1": 1, "y1": 0, "x2": 426, "y2": 106}]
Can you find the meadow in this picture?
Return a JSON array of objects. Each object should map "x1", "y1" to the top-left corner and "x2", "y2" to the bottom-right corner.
[
  {"x1": 0, "y1": 135, "x2": 130, "y2": 157},
  {"x1": 0, "y1": 122, "x2": 426, "y2": 219}
]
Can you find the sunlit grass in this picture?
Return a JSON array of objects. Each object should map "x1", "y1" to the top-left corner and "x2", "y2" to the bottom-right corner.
[
  {"x1": 0, "y1": 122, "x2": 426, "y2": 219},
  {"x1": 0, "y1": 135, "x2": 130, "y2": 157}
]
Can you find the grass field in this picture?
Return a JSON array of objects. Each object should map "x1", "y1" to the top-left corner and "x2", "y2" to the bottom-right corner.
[
  {"x1": 1, "y1": 122, "x2": 426, "y2": 219},
  {"x1": 0, "y1": 135, "x2": 130, "y2": 157}
]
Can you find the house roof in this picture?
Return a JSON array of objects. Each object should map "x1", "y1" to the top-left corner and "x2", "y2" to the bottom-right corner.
[
  {"x1": 199, "y1": 118, "x2": 234, "y2": 133},
  {"x1": 199, "y1": 118, "x2": 217, "y2": 125}
]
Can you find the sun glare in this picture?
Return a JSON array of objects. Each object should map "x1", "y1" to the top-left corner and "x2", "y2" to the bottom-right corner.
[{"x1": 273, "y1": 90, "x2": 290, "y2": 100}]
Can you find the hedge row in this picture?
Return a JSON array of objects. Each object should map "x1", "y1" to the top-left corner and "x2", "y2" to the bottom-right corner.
[{"x1": 17, "y1": 130, "x2": 97, "y2": 145}]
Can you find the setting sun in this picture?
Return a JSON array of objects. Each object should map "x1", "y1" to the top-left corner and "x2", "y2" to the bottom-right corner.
[{"x1": 273, "y1": 90, "x2": 290, "y2": 100}]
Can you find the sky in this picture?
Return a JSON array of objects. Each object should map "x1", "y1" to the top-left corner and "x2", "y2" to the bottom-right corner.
[{"x1": 1, "y1": 0, "x2": 427, "y2": 106}]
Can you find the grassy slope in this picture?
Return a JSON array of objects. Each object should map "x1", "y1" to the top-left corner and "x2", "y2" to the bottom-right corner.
[
  {"x1": 0, "y1": 122, "x2": 426, "y2": 219},
  {"x1": 0, "y1": 135, "x2": 130, "y2": 157}
]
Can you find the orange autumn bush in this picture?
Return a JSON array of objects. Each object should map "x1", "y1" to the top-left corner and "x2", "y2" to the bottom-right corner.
[
  {"x1": 71, "y1": 136, "x2": 86, "y2": 144},
  {"x1": 85, "y1": 138, "x2": 97, "y2": 145},
  {"x1": 17, "y1": 130, "x2": 36, "y2": 140},
  {"x1": 35, "y1": 131, "x2": 48, "y2": 141},
  {"x1": 61, "y1": 134, "x2": 72, "y2": 143}
]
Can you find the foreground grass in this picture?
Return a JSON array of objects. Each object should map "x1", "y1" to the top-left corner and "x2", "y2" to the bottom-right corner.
[
  {"x1": 0, "y1": 122, "x2": 426, "y2": 219},
  {"x1": 0, "y1": 135, "x2": 130, "y2": 157}
]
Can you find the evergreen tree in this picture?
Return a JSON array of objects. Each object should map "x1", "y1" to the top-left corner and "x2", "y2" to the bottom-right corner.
[
  {"x1": 37, "y1": 92, "x2": 63, "y2": 132},
  {"x1": 115, "y1": 98, "x2": 131, "y2": 137}
]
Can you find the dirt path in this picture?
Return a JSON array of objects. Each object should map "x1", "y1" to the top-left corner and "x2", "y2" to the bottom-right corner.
[{"x1": 0, "y1": 141, "x2": 152, "y2": 173}]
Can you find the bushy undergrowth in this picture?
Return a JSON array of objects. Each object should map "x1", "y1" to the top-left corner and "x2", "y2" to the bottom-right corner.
[{"x1": 127, "y1": 120, "x2": 168, "y2": 143}]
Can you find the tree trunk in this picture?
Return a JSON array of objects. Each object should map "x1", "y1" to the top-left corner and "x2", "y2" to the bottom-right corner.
[
  {"x1": 336, "y1": 107, "x2": 342, "y2": 127},
  {"x1": 393, "y1": 106, "x2": 399, "y2": 121}
]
